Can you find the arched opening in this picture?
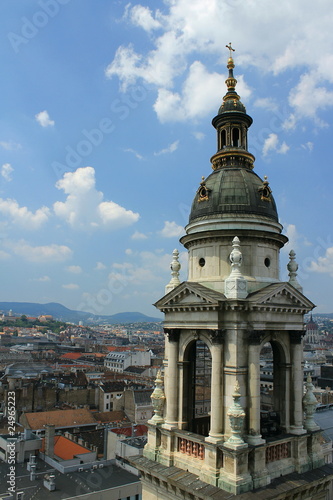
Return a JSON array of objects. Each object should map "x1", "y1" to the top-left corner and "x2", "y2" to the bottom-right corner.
[
  {"x1": 184, "y1": 339, "x2": 212, "y2": 436},
  {"x1": 220, "y1": 129, "x2": 227, "y2": 149},
  {"x1": 260, "y1": 340, "x2": 287, "y2": 438},
  {"x1": 232, "y1": 127, "x2": 240, "y2": 147}
]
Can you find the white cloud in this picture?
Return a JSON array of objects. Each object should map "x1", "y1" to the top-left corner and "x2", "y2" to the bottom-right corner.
[
  {"x1": 0, "y1": 198, "x2": 50, "y2": 229},
  {"x1": 62, "y1": 283, "x2": 79, "y2": 290},
  {"x1": 125, "y1": 248, "x2": 133, "y2": 255},
  {"x1": 193, "y1": 132, "x2": 205, "y2": 141},
  {"x1": 254, "y1": 97, "x2": 278, "y2": 112},
  {"x1": 11, "y1": 241, "x2": 72, "y2": 262},
  {"x1": 109, "y1": 249, "x2": 187, "y2": 289},
  {"x1": 278, "y1": 142, "x2": 289, "y2": 154},
  {"x1": 127, "y1": 4, "x2": 162, "y2": 32},
  {"x1": 1, "y1": 163, "x2": 13, "y2": 182},
  {"x1": 154, "y1": 61, "x2": 251, "y2": 123},
  {"x1": 54, "y1": 166, "x2": 139, "y2": 230},
  {"x1": 282, "y1": 113, "x2": 297, "y2": 131},
  {"x1": 0, "y1": 250, "x2": 10, "y2": 260},
  {"x1": 282, "y1": 224, "x2": 311, "y2": 253},
  {"x1": 33, "y1": 276, "x2": 50, "y2": 282},
  {"x1": 287, "y1": 72, "x2": 333, "y2": 125},
  {"x1": 124, "y1": 148, "x2": 144, "y2": 160},
  {"x1": 309, "y1": 247, "x2": 333, "y2": 277},
  {"x1": 35, "y1": 110, "x2": 55, "y2": 127},
  {"x1": 262, "y1": 133, "x2": 289, "y2": 157},
  {"x1": 159, "y1": 221, "x2": 184, "y2": 238},
  {"x1": 107, "y1": 0, "x2": 333, "y2": 125},
  {"x1": 301, "y1": 142, "x2": 314, "y2": 152},
  {"x1": 67, "y1": 265, "x2": 82, "y2": 274},
  {"x1": 0, "y1": 141, "x2": 21, "y2": 151},
  {"x1": 284, "y1": 224, "x2": 299, "y2": 252},
  {"x1": 131, "y1": 230, "x2": 148, "y2": 240},
  {"x1": 95, "y1": 261, "x2": 106, "y2": 270},
  {"x1": 262, "y1": 133, "x2": 278, "y2": 156},
  {"x1": 154, "y1": 140, "x2": 179, "y2": 155}
]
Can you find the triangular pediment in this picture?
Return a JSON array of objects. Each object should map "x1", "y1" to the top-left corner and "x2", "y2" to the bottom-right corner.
[
  {"x1": 247, "y1": 282, "x2": 315, "y2": 311},
  {"x1": 154, "y1": 282, "x2": 225, "y2": 310}
]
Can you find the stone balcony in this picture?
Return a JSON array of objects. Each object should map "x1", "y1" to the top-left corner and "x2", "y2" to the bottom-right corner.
[{"x1": 144, "y1": 423, "x2": 327, "y2": 494}]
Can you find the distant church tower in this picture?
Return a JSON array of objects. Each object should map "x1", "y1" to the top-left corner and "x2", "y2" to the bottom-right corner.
[
  {"x1": 305, "y1": 313, "x2": 320, "y2": 345},
  {"x1": 133, "y1": 47, "x2": 333, "y2": 499}
]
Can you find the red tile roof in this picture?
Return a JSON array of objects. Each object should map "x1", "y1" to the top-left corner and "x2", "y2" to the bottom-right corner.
[
  {"x1": 60, "y1": 352, "x2": 83, "y2": 360},
  {"x1": 41, "y1": 435, "x2": 91, "y2": 460},
  {"x1": 111, "y1": 424, "x2": 147, "y2": 437},
  {"x1": 93, "y1": 410, "x2": 129, "y2": 424},
  {"x1": 22, "y1": 408, "x2": 96, "y2": 430}
]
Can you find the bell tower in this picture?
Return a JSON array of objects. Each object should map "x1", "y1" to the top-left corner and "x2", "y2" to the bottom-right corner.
[{"x1": 133, "y1": 47, "x2": 333, "y2": 499}]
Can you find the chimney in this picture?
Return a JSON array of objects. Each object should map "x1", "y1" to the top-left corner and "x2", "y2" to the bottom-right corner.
[
  {"x1": 30, "y1": 464, "x2": 36, "y2": 481},
  {"x1": 45, "y1": 424, "x2": 55, "y2": 459}
]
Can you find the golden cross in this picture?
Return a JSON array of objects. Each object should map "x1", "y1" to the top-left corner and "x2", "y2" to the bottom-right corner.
[{"x1": 226, "y1": 42, "x2": 235, "y2": 57}]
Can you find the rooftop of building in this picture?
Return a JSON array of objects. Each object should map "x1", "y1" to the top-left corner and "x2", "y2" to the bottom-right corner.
[
  {"x1": 40, "y1": 435, "x2": 91, "y2": 460},
  {"x1": 0, "y1": 458, "x2": 140, "y2": 499},
  {"x1": 21, "y1": 408, "x2": 97, "y2": 430}
]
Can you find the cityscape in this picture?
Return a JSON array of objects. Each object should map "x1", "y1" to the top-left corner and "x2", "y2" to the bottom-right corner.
[{"x1": 2, "y1": 1, "x2": 333, "y2": 499}]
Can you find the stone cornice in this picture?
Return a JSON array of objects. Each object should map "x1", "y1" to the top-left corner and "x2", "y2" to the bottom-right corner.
[
  {"x1": 160, "y1": 302, "x2": 309, "y2": 314},
  {"x1": 181, "y1": 230, "x2": 287, "y2": 249}
]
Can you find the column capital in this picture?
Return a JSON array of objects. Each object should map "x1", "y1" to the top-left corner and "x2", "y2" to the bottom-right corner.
[
  {"x1": 289, "y1": 330, "x2": 305, "y2": 344},
  {"x1": 247, "y1": 330, "x2": 266, "y2": 345},
  {"x1": 209, "y1": 329, "x2": 226, "y2": 345},
  {"x1": 164, "y1": 328, "x2": 181, "y2": 342}
]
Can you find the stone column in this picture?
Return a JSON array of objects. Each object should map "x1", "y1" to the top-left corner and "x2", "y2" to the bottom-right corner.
[
  {"x1": 247, "y1": 342, "x2": 265, "y2": 445},
  {"x1": 289, "y1": 331, "x2": 306, "y2": 435},
  {"x1": 246, "y1": 331, "x2": 266, "y2": 444},
  {"x1": 163, "y1": 329, "x2": 180, "y2": 429},
  {"x1": 207, "y1": 330, "x2": 224, "y2": 442}
]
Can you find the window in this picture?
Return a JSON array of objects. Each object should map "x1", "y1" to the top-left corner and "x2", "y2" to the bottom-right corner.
[
  {"x1": 220, "y1": 129, "x2": 226, "y2": 149},
  {"x1": 232, "y1": 127, "x2": 240, "y2": 147}
]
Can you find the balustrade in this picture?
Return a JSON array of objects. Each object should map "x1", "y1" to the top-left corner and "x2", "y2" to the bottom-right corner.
[
  {"x1": 178, "y1": 437, "x2": 205, "y2": 460},
  {"x1": 265, "y1": 441, "x2": 291, "y2": 463}
]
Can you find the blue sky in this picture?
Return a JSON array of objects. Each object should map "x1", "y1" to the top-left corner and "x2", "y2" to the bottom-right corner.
[{"x1": 1, "y1": 0, "x2": 333, "y2": 318}]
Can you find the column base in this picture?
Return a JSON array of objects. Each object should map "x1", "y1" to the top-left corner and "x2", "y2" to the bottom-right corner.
[
  {"x1": 224, "y1": 441, "x2": 248, "y2": 451},
  {"x1": 246, "y1": 434, "x2": 265, "y2": 446},
  {"x1": 206, "y1": 433, "x2": 224, "y2": 444},
  {"x1": 304, "y1": 421, "x2": 320, "y2": 432},
  {"x1": 289, "y1": 425, "x2": 307, "y2": 435},
  {"x1": 161, "y1": 422, "x2": 178, "y2": 430}
]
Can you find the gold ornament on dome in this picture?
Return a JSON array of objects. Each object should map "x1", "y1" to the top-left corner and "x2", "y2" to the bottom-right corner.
[
  {"x1": 258, "y1": 175, "x2": 272, "y2": 202},
  {"x1": 198, "y1": 176, "x2": 210, "y2": 202}
]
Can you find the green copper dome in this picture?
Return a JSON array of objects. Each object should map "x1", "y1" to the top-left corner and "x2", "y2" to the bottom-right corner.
[
  {"x1": 189, "y1": 167, "x2": 279, "y2": 223},
  {"x1": 217, "y1": 96, "x2": 247, "y2": 114}
]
